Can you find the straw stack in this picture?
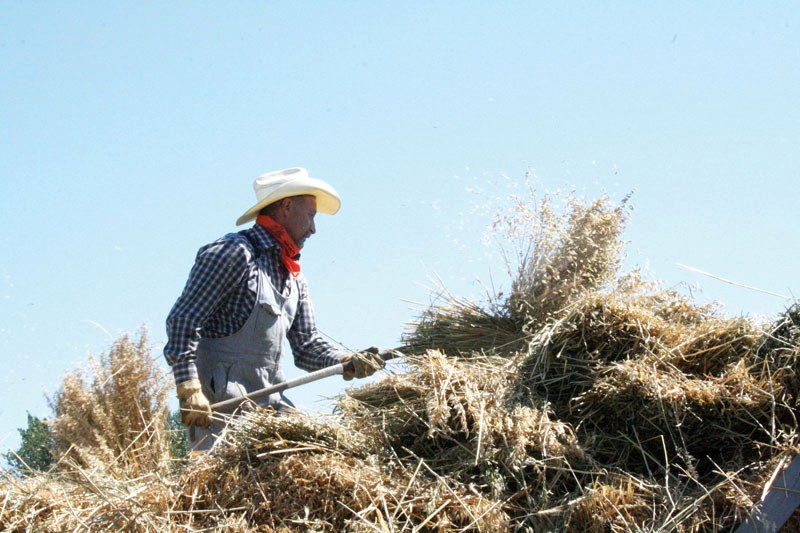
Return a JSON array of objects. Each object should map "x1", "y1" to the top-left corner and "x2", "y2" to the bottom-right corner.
[{"x1": 2, "y1": 193, "x2": 799, "y2": 532}]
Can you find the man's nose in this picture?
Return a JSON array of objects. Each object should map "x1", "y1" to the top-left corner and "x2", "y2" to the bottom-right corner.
[{"x1": 310, "y1": 219, "x2": 316, "y2": 234}]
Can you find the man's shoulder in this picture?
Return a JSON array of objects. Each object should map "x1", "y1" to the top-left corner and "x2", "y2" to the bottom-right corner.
[{"x1": 196, "y1": 231, "x2": 257, "y2": 265}]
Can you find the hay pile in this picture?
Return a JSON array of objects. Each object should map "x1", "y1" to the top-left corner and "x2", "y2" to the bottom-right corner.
[{"x1": 3, "y1": 192, "x2": 799, "y2": 531}]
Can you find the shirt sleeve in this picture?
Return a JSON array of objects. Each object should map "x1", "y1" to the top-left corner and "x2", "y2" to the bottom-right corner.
[
  {"x1": 163, "y1": 238, "x2": 251, "y2": 386},
  {"x1": 288, "y1": 275, "x2": 343, "y2": 371}
]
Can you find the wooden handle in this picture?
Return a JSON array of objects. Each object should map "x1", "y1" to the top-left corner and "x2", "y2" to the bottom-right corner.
[{"x1": 210, "y1": 349, "x2": 402, "y2": 414}]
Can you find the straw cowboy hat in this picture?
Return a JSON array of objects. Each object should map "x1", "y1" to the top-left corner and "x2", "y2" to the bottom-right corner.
[{"x1": 236, "y1": 167, "x2": 341, "y2": 226}]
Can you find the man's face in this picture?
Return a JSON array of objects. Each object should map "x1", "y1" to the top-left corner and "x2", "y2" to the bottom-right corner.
[{"x1": 282, "y1": 195, "x2": 317, "y2": 249}]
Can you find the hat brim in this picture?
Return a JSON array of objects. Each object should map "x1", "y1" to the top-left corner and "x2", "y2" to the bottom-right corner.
[{"x1": 236, "y1": 177, "x2": 341, "y2": 226}]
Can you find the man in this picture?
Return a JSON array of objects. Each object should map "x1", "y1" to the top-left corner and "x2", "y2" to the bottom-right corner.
[{"x1": 164, "y1": 167, "x2": 384, "y2": 449}]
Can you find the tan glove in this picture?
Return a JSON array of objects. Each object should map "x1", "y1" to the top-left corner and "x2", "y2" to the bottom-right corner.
[
  {"x1": 341, "y1": 347, "x2": 385, "y2": 381},
  {"x1": 177, "y1": 378, "x2": 212, "y2": 429}
]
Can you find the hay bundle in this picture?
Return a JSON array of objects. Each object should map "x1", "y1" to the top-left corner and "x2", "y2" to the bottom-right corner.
[
  {"x1": 665, "y1": 316, "x2": 761, "y2": 376},
  {"x1": 505, "y1": 195, "x2": 629, "y2": 327},
  {"x1": 340, "y1": 352, "x2": 583, "y2": 473},
  {"x1": 571, "y1": 356, "x2": 781, "y2": 472},
  {"x1": 519, "y1": 291, "x2": 676, "y2": 403},
  {"x1": 402, "y1": 296, "x2": 523, "y2": 357},
  {"x1": 178, "y1": 407, "x2": 510, "y2": 531},
  {"x1": 338, "y1": 350, "x2": 594, "y2": 530},
  {"x1": 404, "y1": 193, "x2": 631, "y2": 358},
  {"x1": 519, "y1": 279, "x2": 765, "y2": 407},
  {"x1": 178, "y1": 409, "x2": 379, "y2": 529},
  {"x1": 48, "y1": 329, "x2": 171, "y2": 477}
]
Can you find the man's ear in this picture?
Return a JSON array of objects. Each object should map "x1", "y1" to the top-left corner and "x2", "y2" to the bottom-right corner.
[
  {"x1": 283, "y1": 196, "x2": 304, "y2": 215},
  {"x1": 277, "y1": 197, "x2": 292, "y2": 214}
]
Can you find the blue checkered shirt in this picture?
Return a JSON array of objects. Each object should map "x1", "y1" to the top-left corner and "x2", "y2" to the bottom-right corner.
[{"x1": 164, "y1": 224, "x2": 342, "y2": 386}]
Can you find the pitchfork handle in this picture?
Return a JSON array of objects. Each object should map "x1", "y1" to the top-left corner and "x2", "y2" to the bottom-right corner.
[{"x1": 209, "y1": 349, "x2": 401, "y2": 414}]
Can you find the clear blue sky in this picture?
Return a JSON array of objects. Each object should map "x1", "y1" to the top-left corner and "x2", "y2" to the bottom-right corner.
[{"x1": 1, "y1": 3, "x2": 798, "y2": 454}]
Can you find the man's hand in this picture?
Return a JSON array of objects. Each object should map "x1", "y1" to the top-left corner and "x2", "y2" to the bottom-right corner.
[
  {"x1": 177, "y1": 378, "x2": 212, "y2": 429},
  {"x1": 341, "y1": 347, "x2": 385, "y2": 381}
]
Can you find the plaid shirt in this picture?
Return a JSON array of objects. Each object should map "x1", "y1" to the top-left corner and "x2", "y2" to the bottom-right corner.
[{"x1": 164, "y1": 224, "x2": 342, "y2": 386}]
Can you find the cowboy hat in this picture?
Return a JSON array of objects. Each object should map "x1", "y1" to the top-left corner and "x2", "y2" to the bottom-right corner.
[{"x1": 236, "y1": 167, "x2": 341, "y2": 226}]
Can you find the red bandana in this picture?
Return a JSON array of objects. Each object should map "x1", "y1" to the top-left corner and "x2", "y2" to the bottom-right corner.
[{"x1": 256, "y1": 215, "x2": 301, "y2": 278}]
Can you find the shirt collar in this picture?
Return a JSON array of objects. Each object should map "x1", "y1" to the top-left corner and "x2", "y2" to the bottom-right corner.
[
  {"x1": 245, "y1": 223, "x2": 303, "y2": 261},
  {"x1": 244, "y1": 223, "x2": 280, "y2": 255}
]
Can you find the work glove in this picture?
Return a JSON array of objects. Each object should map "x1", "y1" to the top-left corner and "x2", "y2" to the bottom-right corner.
[
  {"x1": 341, "y1": 346, "x2": 384, "y2": 381},
  {"x1": 177, "y1": 378, "x2": 212, "y2": 429}
]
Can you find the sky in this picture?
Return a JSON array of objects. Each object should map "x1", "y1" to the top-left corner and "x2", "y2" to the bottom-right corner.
[{"x1": 1, "y1": 2, "x2": 798, "y2": 456}]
